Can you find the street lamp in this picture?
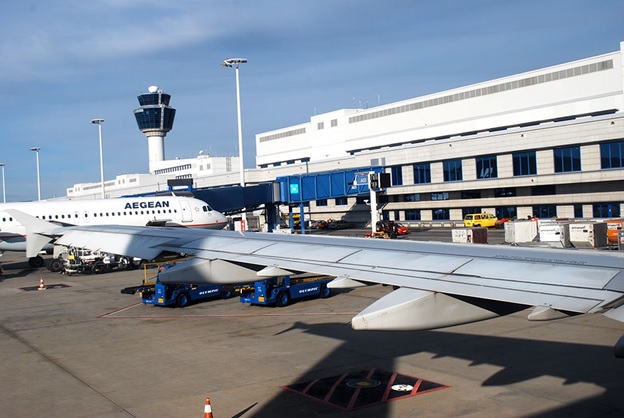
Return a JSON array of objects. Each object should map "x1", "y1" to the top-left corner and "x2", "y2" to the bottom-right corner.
[
  {"x1": 90, "y1": 118, "x2": 105, "y2": 198},
  {"x1": 221, "y1": 58, "x2": 247, "y2": 188},
  {"x1": 30, "y1": 147, "x2": 41, "y2": 201},
  {"x1": 0, "y1": 163, "x2": 5, "y2": 203}
]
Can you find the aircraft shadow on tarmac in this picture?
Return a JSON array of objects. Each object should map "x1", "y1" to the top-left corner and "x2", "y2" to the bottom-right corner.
[
  {"x1": 244, "y1": 320, "x2": 624, "y2": 418},
  {"x1": 0, "y1": 259, "x2": 39, "y2": 280}
]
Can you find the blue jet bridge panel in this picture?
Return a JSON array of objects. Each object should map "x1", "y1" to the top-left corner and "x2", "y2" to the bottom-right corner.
[{"x1": 276, "y1": 167, "x2": 383, "y2": 204}]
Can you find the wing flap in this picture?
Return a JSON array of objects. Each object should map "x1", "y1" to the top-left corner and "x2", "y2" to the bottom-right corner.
[
  {"x1": 338, "y1": 249, "x2": 473, "y2": 274},
  {"x1": 454, "y1": 258, "x2": 617, "y2": 288}
]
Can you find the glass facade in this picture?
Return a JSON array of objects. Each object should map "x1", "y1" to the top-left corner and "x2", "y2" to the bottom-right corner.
[
  {"x1": 134, "y1": 92, "x2": 176, "y2": 132},
  {"x1": 405, "y1": 209, "x2": 421, "y2": 220},
  {"x1": 533, "y1": 205, "x2": 557, "y2": 218},
  {"x1": 391, "y1": 166, "x2": 403, "y2": 186},
  {"x1": 496, "y1": 206, "x2": 517, "y2": 220},
  {"x1": 554, "y1": 146, "x2": 581, "y2": 172},
  {"x1": 601, "y1": 140, "x2": 624, "y2": 169},
  {"x1": 432, "y1": 208, "x2": 450, "y2": 220},
  {"x1": 137, "y1": 92, "x2": 172, "y2": 106},
  {"x1": 462, "y1": 207, "x2": 481, "y2": 218},
  {"x1": 443, "y1": 159, "x2": 462, "y2": 182},
  {"x1": 413, "y1": 163, "x2": 431, "y2": 184},
  {"x1": 279, "y1": 122, "x2": 623, "y2": 227},
  {"x1": 134, "y1": 107, "x2": 176, "y2": 131},
  {"x1": 476, "y1": 155, "x2": 497, "y2": 179},
  {"x1": 513, "y1": 151, "x2": 537, "y2": 176},
  {"x1": 593, "y1": 202, "x2": 620, "y2": 218}
]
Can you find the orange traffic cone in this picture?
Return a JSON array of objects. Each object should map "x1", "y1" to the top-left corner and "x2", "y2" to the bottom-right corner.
[
  {"x1": 38, "y1": 277, "x2": 46, "y2": 291},
  {"x1": 203, "y1": 397, "x2": 213, "y2": 418}
]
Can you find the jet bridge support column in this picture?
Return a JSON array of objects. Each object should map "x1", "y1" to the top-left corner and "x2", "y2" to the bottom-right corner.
[
  {"x1": 299, "y1": 203, "x2": 305, "y2": 234},
  {"x1": 369, "y1": 172, "x2": 378, "y2": 235}
]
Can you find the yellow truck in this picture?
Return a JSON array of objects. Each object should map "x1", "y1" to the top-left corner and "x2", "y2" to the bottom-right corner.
[{"x1": 463, "y1": 213, "x2": 498, "y2": 228}]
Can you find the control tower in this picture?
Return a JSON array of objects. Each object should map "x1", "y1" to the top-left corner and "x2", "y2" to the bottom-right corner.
[{"x1": 133, "y1": 86, "x2": 176, "y2": 173}]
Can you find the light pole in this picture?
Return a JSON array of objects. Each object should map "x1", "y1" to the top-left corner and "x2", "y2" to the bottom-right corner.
[
  {"x1": 90, "y1": 118, "x2": 105, "y2": 198},
  {"x1": 0, "y1": 163, "x2": 5, "y2": 203},
  {"x1": 30, "y1": 147, "x2": 41, "y2": 201},
  {"x1": 221, "y1": 58, "x2": 247, "y2": 188}
]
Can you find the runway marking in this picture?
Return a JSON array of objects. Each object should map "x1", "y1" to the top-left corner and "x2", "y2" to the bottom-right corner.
[
  {"x1": 97, "y1": 302, "x2": 144, "y2": 318},
  {"x1": 282, "y1": 367, "x2": 448, "y2": 411}
]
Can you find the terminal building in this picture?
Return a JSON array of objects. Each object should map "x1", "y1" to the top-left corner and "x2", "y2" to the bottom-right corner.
[{"x1": 69, "y1": 41, "x2": 624, "y2": 226}]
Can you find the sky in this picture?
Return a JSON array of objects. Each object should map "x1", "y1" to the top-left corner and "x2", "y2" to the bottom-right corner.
[{"x1": 1, "y1": 0, "x2": 623, "y2": 202}]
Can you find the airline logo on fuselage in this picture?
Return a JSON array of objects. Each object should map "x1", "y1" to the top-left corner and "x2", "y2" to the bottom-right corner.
[{"x1": 124, "y1": 201, "x2": 171, "y2": 210}]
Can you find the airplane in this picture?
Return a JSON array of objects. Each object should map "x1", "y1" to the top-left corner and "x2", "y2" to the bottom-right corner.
[
  {"x1": 7, "y1": 212, "x2": 624, "y2": 357},
  {"x1": 0, "y1": 194, "x2": 228, "y2": 267}
]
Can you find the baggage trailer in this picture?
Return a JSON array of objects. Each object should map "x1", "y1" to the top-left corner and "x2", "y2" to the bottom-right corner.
[
  {"x1": 239, "y1": 275, "x2": 334, "y2": 307},
  {"x1": 141, "y1": 281, "x2": 230, "y2": 307},
  {"x1": 121, "y1": 261, "x2": 231, "y2": 308}
]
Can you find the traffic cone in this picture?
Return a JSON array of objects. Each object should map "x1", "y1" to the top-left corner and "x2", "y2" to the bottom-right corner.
[
  {"x1": 203, "y1": 396, "x2": 213, "y2": 418},
  {"x1": 38, "y1": 277, "x2": 46, "y2": 291}
]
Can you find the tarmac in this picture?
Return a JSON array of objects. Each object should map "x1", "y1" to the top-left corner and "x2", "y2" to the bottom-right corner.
[{"x1": 1, "y1": 228, "x2": 624, "y2": 417}]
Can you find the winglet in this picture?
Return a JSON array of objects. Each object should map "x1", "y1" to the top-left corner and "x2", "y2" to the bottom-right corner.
[{"x1": 5, "y1": 209, "x2": 62, "y2": 257}]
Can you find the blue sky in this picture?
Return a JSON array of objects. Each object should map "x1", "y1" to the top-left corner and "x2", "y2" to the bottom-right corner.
[{"x1": 1, "y1": 0, "x2": 623, "y2": 201}]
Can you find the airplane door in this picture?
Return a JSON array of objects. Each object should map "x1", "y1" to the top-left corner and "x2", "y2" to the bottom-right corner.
[
  {"x1": 82, "y1": 211, "x2": 90, "y2": 224},
  {"x1": 179, "y1": 200, "x2": 193, "y2": 223}
]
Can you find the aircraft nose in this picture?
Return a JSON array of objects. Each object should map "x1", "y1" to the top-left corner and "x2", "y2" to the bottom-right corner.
[{"x1": 214, "y1": 211, "x2": 228, "y2": 226}]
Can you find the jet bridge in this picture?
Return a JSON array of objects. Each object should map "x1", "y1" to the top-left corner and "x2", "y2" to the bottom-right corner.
[
  {"x1": 275, "y1": 166, "x2": 384, "y2": 204},
  {"x1": 125, "y1": 167, "x2": 386, "y2": 232},
  {"x1": 275, "y1": 167, "x2": 386, "y2": 233}
]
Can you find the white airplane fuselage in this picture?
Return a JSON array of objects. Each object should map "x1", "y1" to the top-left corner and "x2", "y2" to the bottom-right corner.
[{"x1": 0, "y1": 195, "x2": 228, "y2": 260}]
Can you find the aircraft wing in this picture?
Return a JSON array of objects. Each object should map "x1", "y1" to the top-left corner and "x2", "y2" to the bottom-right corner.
[{"x1": 11, "y1": 210, "x2": 624, "y2": 355}]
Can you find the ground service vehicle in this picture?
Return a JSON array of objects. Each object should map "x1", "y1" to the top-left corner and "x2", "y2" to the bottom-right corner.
[
  {"x1": 396, "y1": 223, "x2": 409, "y2": 235},
  {"x1": 464, "y1": 213, "x2": 498, "y2": 228},
  {"x1": 366, "y1": 221, "x2": 402, "y2": 239},
  {"x1": 122, "y1": 280, "x2": 230, "y2": 307},
  {"x1": 121, "y1": 261, "x2": 231, "y2": 307},
  {"x1": 327, "y1": 220, "x2": 354, "y2": 229},
  {"x1": 140, "y1": 281, "x2": 230, "y2": 307},
  {"x1": 56, "y1": 247, "x2": 138, "y2": 275},
  {"x1": 239, "y1": 275, "x2": 334, "y2": 307}
]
